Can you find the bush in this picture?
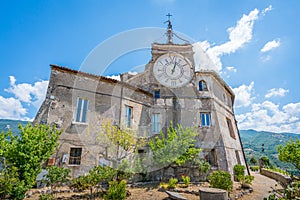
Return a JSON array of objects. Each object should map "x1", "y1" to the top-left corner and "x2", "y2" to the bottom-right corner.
[
  {"x1": 39, "y1": 194, "x2": 54, "y2": 200},
  {"x1": 250, "y1": 166, "x2": 260, "y2": 171},
  {"x1": 71, "y1": 176, "x2": 90, "y2": 192},
  {"x1": 168, "y1": 178, "x2": 178, "y2": 189},
  {"x1": 104, "y1": 180, "x2": 127, "y2": 200},
  {"x1": 181, "y1": 175, "x2": 190, "y2": 187},
  {"x1": 208, "y1": 171, "x2": 233, "y2": 191},
  {"x1": 241, "y1": 175, "x2": 254, "y2": 185},
  {"x1": 261, "y1": 156, "x2": 271, "y2": 167},
  {"x1": 249, "y1": 157, "x2": 257, "y2": 165},
  {"x1": 234, "y1": 164, "x2": 245, "y2": 181},
  {"x1": 198, "y1": 159, "x2": 210, "y2": 174},
  {"x1": 44, "y1": 166, "x2": 70, "y2": 194},
  {"x1": 159, "y1": 182, "x2": 169, "y2": 190}
]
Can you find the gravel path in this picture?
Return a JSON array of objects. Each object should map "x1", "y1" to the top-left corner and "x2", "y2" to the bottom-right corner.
[{"x1": 239, "y1": 171, "x2": 283, "y2": 200}]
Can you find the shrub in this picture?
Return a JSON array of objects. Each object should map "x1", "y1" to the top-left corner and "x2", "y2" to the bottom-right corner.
[
  {"x1": 250, "y1": 166, "x2": 260, "y2": 171},
  {"x1": 208, "y1": 170, "x2": 233, "y2": 191},
  {"x1": 44, "y1": 166, "x2": 70, "y2": 194},
  {"x1": 261, "y1": 156, "x2": 271, "y2": 167},
  {"x1": 39, "y1": 194, "x2": 54, "y2": 200},
  {"x1": 198, "y1": 159, "x2": 210, "y2": 174},
  {"x1": 181, "y1": 175, "x2": 190, "y2": 187},
  {"x1": 234, "y1": 164, "x2": 245, "y2": 181},
  {"x1": 168, "y1": 178, "x2": 178, "y2": 189},
  {"x1": 159, "y1": 182, "x2": 169, "y2": 190},
  {"x1": 71, "y1": 175, "x2": 90, "y2": 192},
  {"x1": 104, "y1": 180, "x2": 127, "y2": 200},
  {"x1": 249, "y1": 157, "x2": 257, "y2": 165},
  {"x1": 241, "y1": 175, "x2": 254, "y2": 185}
]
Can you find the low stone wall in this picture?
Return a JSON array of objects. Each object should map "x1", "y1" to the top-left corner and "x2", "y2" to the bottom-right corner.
[
  {"x1": 260, "y1": 168, "x2": 292, "y2": 187},
  {"x1": 132, "y1": 164, "x2": 209, "y2": 182}
]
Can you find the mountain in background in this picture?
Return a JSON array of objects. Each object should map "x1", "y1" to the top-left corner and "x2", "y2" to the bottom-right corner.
[
  {"x1": 240, "y1": 129, "x2": 299, "y2": 175},
  {"x1": 0, "y1": 119, "x2": 30, "y2": 134},
  {"x1": 0, "y1": 119, "x2": 299, "y2": 174}
]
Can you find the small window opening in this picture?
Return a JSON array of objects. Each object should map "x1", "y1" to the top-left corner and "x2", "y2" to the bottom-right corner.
[
  {"x1": 154, "y1": 90, "x2": 160, "y2": 98},
  {"x1": 199, "y1": 80, "x2": 208, "y2": 91}
]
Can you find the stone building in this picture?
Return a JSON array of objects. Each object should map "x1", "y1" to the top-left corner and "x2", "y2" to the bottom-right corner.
[{"x1": 34, "y1": 21, "x2": 248, "y2": 179}]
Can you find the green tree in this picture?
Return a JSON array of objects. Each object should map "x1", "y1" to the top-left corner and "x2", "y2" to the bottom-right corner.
[
  {"x1": 0, "y1": 123, "x2": 62, "y2": 199},
  {"x1": 278, "y1": 138, "x2": 300, "y2": 171},
  {"x1": 43, "y1": 166, "x2": 70, "y2": 197},
  {"x1": 71, "y1": 166, "x2": 117, "y2": 199},
  {"x1": 97, "y1": 120, "x2": 146, "y2": 176},
  {"x1": 149, "y1": 123, "x2": 201, "y2": 179}
]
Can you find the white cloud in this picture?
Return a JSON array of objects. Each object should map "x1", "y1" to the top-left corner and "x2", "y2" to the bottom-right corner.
[
  {"x1": 260, "y1": 55, "x2": 271, "y2": 62},
  {"x1": 106, "y1": 75, "x2": 121, "y2": 81},
  {"x1": 232, "y1": 82, "x2": 255, "y2": 108},
  {"x1": 222, "y1": 66, "x2": 237, "y2": 78},
  {"x1": 283, "y1": 102, "x2": 300, "y2": 116},
  {"x1": 4, "y1": 76, "x2": 48, "y2": 108},
  {"x1": 262, "y1": 5, "x2": 273, "y2": 16},
  {"x1": 194, "y1": 8, "x2": 260, "y2": 72},
  {"x1": 0, "y1": 96, "x2": 28, "y2": 120},
  {"x1": 237, "y1": 101, "x2": 300, "y2": 133},
  {"x1": 265, "y1": 88, "x2": 289, "y2": 98},
  {"x1": 261, "y1": 39, "x2": 281, "y2": 52},
  {"x1": 226, "y1": 66, "x2": 237, "y2": 73},
  {"x1": 0, "y1": 76, "x2": 48, "y2": 120}
]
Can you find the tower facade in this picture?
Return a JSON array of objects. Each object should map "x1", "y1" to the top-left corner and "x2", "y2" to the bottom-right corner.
[{"x1": 34, "y1": 23, "x2": 247, "y2": 178}]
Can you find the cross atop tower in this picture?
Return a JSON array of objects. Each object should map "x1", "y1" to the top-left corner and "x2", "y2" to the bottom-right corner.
[{"x1": 165, "y1": 13, "x2": 173, "y2": 44}]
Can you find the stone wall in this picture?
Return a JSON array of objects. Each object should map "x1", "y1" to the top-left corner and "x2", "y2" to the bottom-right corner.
[
  {"x1": 260, "y1": 168, "x2": 292, "y2": 187},
  {"x1": 132, "y1": 164, "x2": 210, "y2": 183}
]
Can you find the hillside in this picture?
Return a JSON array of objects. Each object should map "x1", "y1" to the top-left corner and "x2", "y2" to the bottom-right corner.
[
  {"x1": 240, "y1": 129, "x2": 299, "y2": 175},
  {"x1": 0, "y1": 119, "x2": 30, "y2": 134}
]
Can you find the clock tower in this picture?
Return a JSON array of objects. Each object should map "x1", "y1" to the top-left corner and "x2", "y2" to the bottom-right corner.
[{"x1": 36, "y1": 14, "x2": 249, "y2": 179}]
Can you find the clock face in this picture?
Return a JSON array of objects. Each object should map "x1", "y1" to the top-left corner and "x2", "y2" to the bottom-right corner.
[{"x1": 153, "y1": 53, "x2": 194, "y2": 88}]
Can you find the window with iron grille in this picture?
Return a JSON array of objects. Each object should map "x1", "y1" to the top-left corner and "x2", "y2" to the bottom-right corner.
[{"x1": 69, "y1": 148, "x2": 82, "y2": 165}]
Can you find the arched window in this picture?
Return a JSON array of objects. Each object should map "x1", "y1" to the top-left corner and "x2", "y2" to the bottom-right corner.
[{"x1": 199, "y1": 80, "x2": 208, "y2": 91}]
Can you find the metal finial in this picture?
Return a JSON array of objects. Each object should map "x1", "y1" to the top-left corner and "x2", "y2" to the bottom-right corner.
[{"x1": 165, "y1": 13, "x2": 173, "y2": 44}]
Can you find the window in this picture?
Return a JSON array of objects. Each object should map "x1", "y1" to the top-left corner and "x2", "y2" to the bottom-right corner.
[
  {"x1": 154, "y1": 90, "x2": 160, "y2": 98},
  {"x1": 200, "y1": 113, "x2": 211, "y2": 127},
  {"x1": 205, "y1": 149, "x2": 217, "y2": 166},
  {"x1": 152, "y1": 113, "x2": 160, "y2": 133},
  {"x1": 69, "y1": 148, "x2": 82, "y2": 165},
  {"x1": 75, "y1": 98, "x2": 88, "y2": 123},
  {"x1": 125, "y1": 106, "x2": 132, "y2": 128},
  {"x1": 235, "y1": 150, "x2": 241, "y2": 165},
  {"x1": 226, "y1": 118, "x2": 236, "y2": 139},
  {"x1": 199, "y1": 80, "x2": 208, "y2": 91}
]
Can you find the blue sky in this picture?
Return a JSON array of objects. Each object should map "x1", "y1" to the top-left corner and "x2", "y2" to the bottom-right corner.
[{"x1": 1, "y1": 0, "x2": 300, "y2": 133}]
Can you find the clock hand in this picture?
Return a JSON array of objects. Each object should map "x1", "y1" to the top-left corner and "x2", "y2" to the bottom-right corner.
[{"x1": 171, "y1": 62, "x2": 177, "y2": 74}]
